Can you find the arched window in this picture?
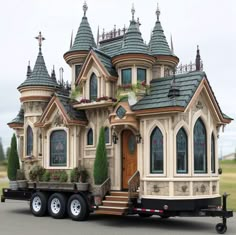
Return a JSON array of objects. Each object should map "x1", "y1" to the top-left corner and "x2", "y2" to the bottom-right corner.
[
  {"x1": 87, "y1": 128, "x2": 93, "y2": 145},
  {"x1": 211, "y1": 133, "x2": 216, "y2": 173},
  {"x1": 150, "y1": 127, "x2": 163, "y2": 174},
  {"x1": 26, "y1": 126, "x2": 33, "y2": 156},
  {"x1": 176, "y1": 128, "x2": 188, "y2": 173},
  {"x1": 50, "y1": 130, "x2": 67, "y2": 166},
  {"x1": 90, "y1": 73, "x2": 97, "y2": 101},
  {"x1": 194, "y1": 118, "x2": 207, "y2": 173},
  {"x1": 105, "y1": 127, "x2": 109, "y2": 144}
]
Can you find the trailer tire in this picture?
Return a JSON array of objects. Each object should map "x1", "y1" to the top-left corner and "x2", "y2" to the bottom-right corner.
[
  {"x1": 30, "y1": 192, "x2": 48, "y2": 217},
  {"x1": 48, "y1": 193, "x2": 67, "y2": 219},
  {"x1": 67, "y1": 194, "x2": 89, "y2": 221},
  {"x1": 138, "y1": 213, "x2": 153, "y2": 218},
  {"x1": 216, "y1": 223, "x2": 227, "y2": 234}
]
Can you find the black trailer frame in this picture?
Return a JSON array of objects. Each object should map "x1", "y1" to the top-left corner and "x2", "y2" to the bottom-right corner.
[{"x1": 1, "y1": 188, "x2": 233, "y2": 234}]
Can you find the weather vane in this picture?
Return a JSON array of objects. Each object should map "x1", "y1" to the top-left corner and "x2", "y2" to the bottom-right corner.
[
  {"x1": 35, "y1": 32, "x2": 45, "y2": 50},
  {"x1": 83, "y1": 1, "x2": 88, "y2": 17}
]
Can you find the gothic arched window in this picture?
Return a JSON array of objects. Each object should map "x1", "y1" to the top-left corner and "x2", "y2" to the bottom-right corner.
[
  {"x1": 194, "y1": 118, "x2": 207, "y2": 173},
  {"x1": 105, "y1": 127, "x2": 109, "y2": 144},
  {"x1": 26, "y1": 126, "x2": 33, "y2": 156},
  {"x1": 176, "y1": 128, "x2": 188, "y2": 173},
  {"x1": 90, "y1": 73, "x2": 98, "y2": 101},
  {"x1": 211, "y1": 133, "x2": 216, "y2": 173},
  {"x1": 50, "y1": 130, "x2": 67, "y2": 166},
  {"x1": 87, "y1": 128, "x2": 93, "y2": 145},
  {"x1": 150, "y1": 127, "x2": 163, "y2": 174}
]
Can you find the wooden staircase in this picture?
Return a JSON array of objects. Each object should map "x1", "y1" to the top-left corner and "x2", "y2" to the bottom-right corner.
[{"x1": 95, "y1": 191, "x2": 131, "y2": 215}]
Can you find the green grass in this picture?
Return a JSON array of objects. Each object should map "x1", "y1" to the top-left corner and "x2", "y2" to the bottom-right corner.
[
  {"x1": 219, "y1": 160, "x2": 236, "y2": 211},
  {"x1": 0, "y1": 182, "x2": 8, "y2": 194}
]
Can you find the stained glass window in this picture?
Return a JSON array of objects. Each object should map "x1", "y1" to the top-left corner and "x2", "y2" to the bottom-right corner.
[
  {"x1": 137, "y1": 68, "x2": 146, "y2": 83},
  {"x1": 176, "y1": 128, "x2": 188, "y2": 173},
  {"x1": 121, "y1": 68, "x2": 132, "y2": 85},
  {"x1": 194, "y1": 118, "x2": 207, "y2": 173},
  {"x1": 128, "y1": 134, "x2": 136, "y2": 154},
  {"x1": 211, "y1": 133, "x2": 216, "y2": 173},
  {"x1": 87, "y1": 128, "x2": 93, "y2": 145},
  {"x1": 50, "y1": 130, "x2": 67, "y2": 166},
  {"x1": 90, "y1": 73, "x2": 97, "y2": 101},
  {"x1": 105, "y1": 127, "x2": 109, "y2": 144},
  {"x1": 150, "y1": 127, "x2": 163, "y2": 173},
  {"x1": 26, "y1": 126, "x2": 33, "y2": 156},
  {"x1": 75, "y1": 64, "x2": 81, "y2": 80}
]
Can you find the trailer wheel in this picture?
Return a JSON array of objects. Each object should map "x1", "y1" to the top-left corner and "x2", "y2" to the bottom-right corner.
[
  {"x1": 48, "y1": 193, "x2": 67, "y2": 219},
  {"x1": 216, "y1": 223, "x2": 227, "y2": 234},
  {"x1": 67, "y1": 194, "x2": 89, "y2": 221},
  {"x1": 30, "y1": 192, "x2": 48, "y2": 217},
  {"x1": 138, "y1": 213, "x2": 153, "y2": 218}
]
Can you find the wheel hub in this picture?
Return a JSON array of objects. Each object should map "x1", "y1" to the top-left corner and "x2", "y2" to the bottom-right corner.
[
  {"x1": 70, "y1": 199, "x2": 81, "y2": 216},
  {"x1": 51, "y1": 198, "x2": 61, "y2": 214},
  {"x1": 32, "y1": 196, "x2": 42, "y2": 212}
]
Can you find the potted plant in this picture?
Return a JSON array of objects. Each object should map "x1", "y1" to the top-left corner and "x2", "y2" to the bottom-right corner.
[
  {"x1": 29, "y1": 165, "x2": 45, "y2": 182},
  {"x1": 16, "y1": 169, "x2": 28, "y2": 189},
  {"x1": 70, "y1": 167, "x2": 89, "y2": 191},
  {"x1": 7, "y1": 134, "x2": 20, "y2": 190},
  {"x1": 93, "y1": 127, "x2": 109, "y2": 205}
]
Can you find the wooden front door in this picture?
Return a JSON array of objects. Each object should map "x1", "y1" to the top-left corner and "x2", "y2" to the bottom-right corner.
[{"x1": 122, "y1": 130, "x2": 137, "y2": 189}]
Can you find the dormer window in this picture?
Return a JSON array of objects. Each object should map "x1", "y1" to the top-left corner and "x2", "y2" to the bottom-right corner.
[
  {"x1": 90, "y1": 73, "x2": 98, "y2": 101},
  {"x1": 121, "y1": 68, "x2": 132, "y2": 85},
  {"x1": 137, "y1": 68, "x2": 146, "y2": 83}
]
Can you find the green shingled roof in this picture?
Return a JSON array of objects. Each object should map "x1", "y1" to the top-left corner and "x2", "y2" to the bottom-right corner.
[
  {"x1": 99, "y1": 36, "x2": 123, "y2": 57},
  {"x1": 93, "y1": 48, "x2": 118, "y2": 77},
  {"x1": 149, "y1": 20, "x2": 172, "y2": 56},
  {"x1": 119, "y1": 20, "x2": 149, "y2": 55},
  {"x1": 8, "y1": 107, "x2": 24, "y2": 125},
  {"x1": 132, "y1": 71, "x2": 205, "y2": 111},
  {"x1": 18, "y1": 49, "x2": 58, "y2": 89},
  {"x1": 70, "y1": 16, "x2": 96, "y2": 52},
  {"x1": 56, "y1": 94, "x2": 87, "y2": 122}
]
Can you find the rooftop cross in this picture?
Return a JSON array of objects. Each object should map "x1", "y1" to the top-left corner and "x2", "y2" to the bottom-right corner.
[
  {"x1": 131, "y1": 3, "x2": 135, "y2": 21},
  {"x1": 35, "y1": 32, "x2": 45, "y2": 50},
  {"x1": 156, "y1": 2, "x2": 161, "y2": 20},
  {"x1": 83, "y1": 1, "x2": 88, "y2": 17}
]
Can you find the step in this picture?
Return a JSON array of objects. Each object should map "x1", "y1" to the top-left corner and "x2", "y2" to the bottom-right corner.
[
  {"x1": 99, "y1": 206, "x2": 128, "y2": 212},
  {"x1": 102, "y1": 200, "x2": 129, "y2": 207},
  {"x1": 95, "y1": 210, "x2": 124, "y2": 215},
  {"x1": 110, "y1": 191, "x2": 128, "y2": 197},
  {"x1": 105, "y1": 195, "x2": 128, "y2": 202}
]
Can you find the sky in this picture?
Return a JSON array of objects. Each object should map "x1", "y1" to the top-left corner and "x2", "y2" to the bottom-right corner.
[{"x1": 0, "y1": 0, "x2": 236, "y2": 156}]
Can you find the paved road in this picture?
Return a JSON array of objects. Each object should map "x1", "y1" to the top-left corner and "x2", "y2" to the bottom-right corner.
[{"x1": 0, "y1": 201, "x2": 235, "y2": 235}]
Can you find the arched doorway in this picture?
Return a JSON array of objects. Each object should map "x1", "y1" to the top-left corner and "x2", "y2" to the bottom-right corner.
[{"x1": 122, "y1": 130, "x2": 137, "y2": 189}]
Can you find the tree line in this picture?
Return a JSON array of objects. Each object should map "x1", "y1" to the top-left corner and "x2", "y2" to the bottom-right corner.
[{"x1": 0, "y1": 137, "x2": 10, "y2": 162}]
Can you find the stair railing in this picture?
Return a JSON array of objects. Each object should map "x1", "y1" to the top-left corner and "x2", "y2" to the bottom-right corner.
[
  {"x1": 128, "y1": 171, "x2": 140, "y2": 201},
  {"x1": 93, "y1": 177, "x2": 111, "y2": 200}
]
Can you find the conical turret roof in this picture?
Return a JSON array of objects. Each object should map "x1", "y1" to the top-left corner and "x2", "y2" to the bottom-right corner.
[
  {"x1": 69, "y1": 3, "x2": 96, "y2": 52},
  {"x1": 18, "y1": 48, "x2": 58, "y2": 89},
  {"x1": 119, "y1": 6, "x2": 149, "y2": 55},
  {"x1": 149, "y1": 4, "x2": 172, "y2": 56}
]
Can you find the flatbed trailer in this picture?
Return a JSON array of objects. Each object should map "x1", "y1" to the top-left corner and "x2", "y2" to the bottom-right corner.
[{"x1": 1, "y1": 185, "x2": 233, "y2": 234}]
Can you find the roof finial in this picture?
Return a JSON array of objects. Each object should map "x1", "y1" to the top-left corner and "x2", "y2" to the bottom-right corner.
[
  {"x1": 170, "y1": 34, "x2": 174, "y2": 54},
  {"x1": 156, "y1": 2, "x2": 161, "y2": 20},
  {"x1": 195, "y1": 45, "x2": 201, "y2": 71},
  {"x1": 35, "y1": 32, "x2": 45, "y2": 51},
  {"x1": 83, "y1": 1, "x2": 88, "y2": 17},
  {"x1": 70, "y1": 30, "x2": 73, "y2": 49},
  {"x1": 131, "y1": 3, "x2": 135, "y2": 21},
  {"x1": 26, "y1": 61, "x2": 32, "y2": 79}
]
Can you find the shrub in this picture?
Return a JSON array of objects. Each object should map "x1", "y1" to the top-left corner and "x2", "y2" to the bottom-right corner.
[
  {"x1": 70, "y1": 167, "x2": 80, "y2": 182},
  {"x1": 7, "y1": 134, "x2": 20, "y2": 181},
  {"x1": 50, "y1": 170, "x2": 61, "y2": 181},
  {"x1": 41, "y1": 171, "x2": 51, "y2": 182},
  {"x1": 16, "y1": 169, "x2": 25, "y2": 180},
  {"x1": 59, "y1": 170, "x2": 68, "y2": 182},
  {"x1": 93, "y1": 127, "x2": 108, "y2": 185},
  {"x1": 79, "y1": 167, "x2": 89, "y2": 183},
  {"x1": 29, "y1": 165, "x2": 45, "y2": 181}
]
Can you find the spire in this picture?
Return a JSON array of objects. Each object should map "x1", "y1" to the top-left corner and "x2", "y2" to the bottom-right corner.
[
  {"x1": 119, "y1": 6, "x2": 149, "y2": 55},
  {"x1": 18, "y1": 32, "x2": 58, "y2": 90},
  {"x1": 70, "y1": 30, "x2": 73, "y2": 49},
  {"x1": 149, "y1": 2, "x2": 173, "y2": 56},
  {"x1": 69, "y1": 2, "x2": 96, "y2": 52},
  {"x1": 83, "y1": 1, "x2": 88, "y2": 17},
  {"x1": 51, "y1": 65, "x2": 56, "y2": 81},
  {"x1": 170, "y1": 34, "x2": 174, "y2": 54},
  {"x1": 96, "y1": 26, "x2": 100, "y2": 46},
  {"x1": 195, "y1": 45, "x2": 201, "y2": 71},
  {"x1": 168, "y1": 69, "x2": 180, "y2": 99},
  {"x1": 26, "y1": 61, "x2": 32, "y2": 79},
  {"x1": 131, "y1": 4, "x2": 135, "y2": 21}
]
